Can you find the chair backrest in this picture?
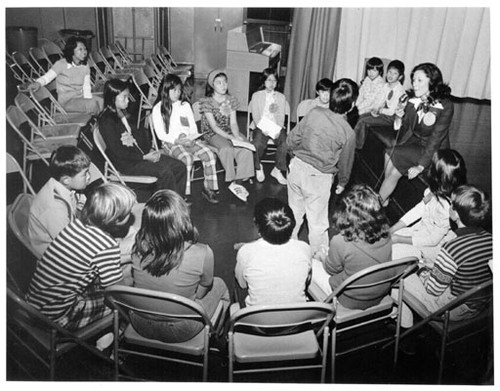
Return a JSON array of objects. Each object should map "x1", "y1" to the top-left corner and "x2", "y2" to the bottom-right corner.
[
  {"x1": 8, "y1": 193, "x2": 39, "y2": 260},
  {"x1": 11, "y1": 51, "x2": 38, "y2": 82},
  {"x1": 41, "y1": 40, "x2": 64, "y2": 63},
  {"x1": 28, "y1": 46, "x2": 50, "y2": 74},
  {"x1": 7, "y1": 153, "x2": 36, "y2": 195},
  {"x1": 296, "y1": 99, "x2": 315, "y2": 123},
  {"x1": 92, "y1": 125, "x2": 126, "y2": 185},
  {"x1": 104, "y1": 286, "x2": 215, "y2": 330},
  {"x1": 229, "y1": 302, "x2": 335, "y2": 337},
  {"x1": 326, "y1": 257, "x2": 419, "y2": 305},
  {"x1": 14, "y1": 92, "x2": 52, "y2": 128},
  {"x1": 192, "y1": 101, "x2": 202, "y2": 122},
  {"x1": 30, "y1": 84, "x2": 68, "y2": 118}
]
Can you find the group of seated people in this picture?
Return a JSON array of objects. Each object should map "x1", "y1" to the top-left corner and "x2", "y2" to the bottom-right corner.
[{"x1": 21, "y1": 38, "x2": 492, "y2": 357}]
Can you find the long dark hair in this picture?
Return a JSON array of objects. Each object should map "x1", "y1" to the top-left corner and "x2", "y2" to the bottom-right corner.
[
  {"x1": 63, "y1": 36, "x2": 88, "y2": 65},
  {"x1": 410, "y1": 62, "x2": 452, "y2": 102},
  {"x1": 132, "y1": 190, "x2": 198, "y2": 277},
  {"x1": 101, "y1": 78, "x2": 132, "y2": 119},
  {"x1": 155, "y1": 74, "x2": 188, "y2": 133},
  {"x1": 427, "y1": 149, "x2": 467, "y2": 202},
  {"x1": 333, "y1": 184, "x2": 390, "y2": 244}
]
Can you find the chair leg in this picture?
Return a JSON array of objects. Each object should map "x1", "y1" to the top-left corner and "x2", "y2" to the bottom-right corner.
[
  {"x1": 185, "y1": 164, "x2": 194, "y2": 196},
  {"x1": 202, "y1": 327, "x2": 209, "y2": 381},
  {"x1": 320, "y1": 326, "x2": 329, "y2": 383},
  {"x1": 331, "y1": 327, "x2": 337, "y2": 383},
  {"x1": 438, "y1": 314, "x2": 450, "y2": 384},
  {"x1": 49, "y1": 328, "x2": 57, "y2": 380},
  {"x1": 228, "y1": 332, "x2": 234, "y2": 382},
  {"x1": 112, "y1": 310, "x2": 120, "y2": 381}
]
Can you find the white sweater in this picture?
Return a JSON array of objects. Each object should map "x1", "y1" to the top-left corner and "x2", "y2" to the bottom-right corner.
[{"x1": 151, "y1": 101, "x2": 199, "y2": 144}]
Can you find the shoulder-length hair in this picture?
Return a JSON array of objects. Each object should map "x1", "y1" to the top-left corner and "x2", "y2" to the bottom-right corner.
[
  {"x1": 81, "y1": 182, "x2": 136, "y2": 235},
  {"x1": 411, "y1": 62, "x2": 452, "y2": 102},
  {"x1": 427, "y1": 149, "x2": 467, "y2": 201},
  {"x1": 258, "y1": 67, "x2": 280, "y2": 91},
  {"x1": 63, "y1": 36, "x2": 88, "y2": 64},
  {"x1": 132, "y1": 190, "x2": 198, "y2": 277},
  {"x1": 333, "y1": 184, "x2": 390, "y2": 244}
]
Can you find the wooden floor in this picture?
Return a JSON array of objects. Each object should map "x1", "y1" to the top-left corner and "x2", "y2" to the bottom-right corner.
[{"x1": 5, "y1": 79, "x2": 493, "y2": 383}]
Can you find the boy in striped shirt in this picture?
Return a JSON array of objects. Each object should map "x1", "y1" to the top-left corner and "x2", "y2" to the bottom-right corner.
[
  {"x1": 401, "y1": 185, "x2": 492, "y2": 327},
  {"x1": 26, "y1": 183, "x2": 136, "y2": 330}
]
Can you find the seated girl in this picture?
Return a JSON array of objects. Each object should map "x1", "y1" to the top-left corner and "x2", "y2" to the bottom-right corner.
[
  {"x1": 151, "y1": 74, "x2": 220, "y2": 204},
  {"x1": 98, "y1": 78, "x2": 187, "y2": 196},
  {"x1": 130, "y1": 190, "x2": 230, "y2": 343},
  {"x1": 310, "y1": 184, "x2": 393, "y2": 309},
  {"x1": 391, "y1": 149, "x2": 467, "y2": 265},
  {"x1": 355, "y1": 57, "x2": 385, "y2": 116},
  {"x1": 235, "y1": 197, "x2": 312, "y2": 307},
  {"x1": 199, "y1": 69, "x2": 255, "y2": 202},
  {"x1": 248, "y1": 67, "x2": 288, "y2": 185}
]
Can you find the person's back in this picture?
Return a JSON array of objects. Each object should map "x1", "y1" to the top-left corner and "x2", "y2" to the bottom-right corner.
[
  {"x1": 235, "y1": 198, "x2": 312, "y2": 306},
  {"x1": 237, "y1": 238, "x2": 311, "y2": 306},
  {"x1": 28, "y1": 146, "x2": 91, "y2": 258}
]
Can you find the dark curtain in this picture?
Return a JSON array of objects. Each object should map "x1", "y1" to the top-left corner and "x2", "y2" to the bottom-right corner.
[{"x1": 284, "y1": 8, "x2": 342, "y2": 120}]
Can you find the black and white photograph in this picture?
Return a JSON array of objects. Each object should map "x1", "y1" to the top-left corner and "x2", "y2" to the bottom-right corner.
[{"x1": 3, "y1": 1, "x2": 496, "y2": 386}]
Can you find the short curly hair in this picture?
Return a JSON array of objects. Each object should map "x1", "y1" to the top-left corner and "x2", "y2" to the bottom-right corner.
[{"x1": 333, "y1": 184, "x2": 390, "y2": 244}]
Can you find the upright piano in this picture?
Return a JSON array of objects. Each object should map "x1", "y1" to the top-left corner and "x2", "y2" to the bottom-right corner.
[{"x1": 226, "y1": 25, "x2": 281, "y2": 111}]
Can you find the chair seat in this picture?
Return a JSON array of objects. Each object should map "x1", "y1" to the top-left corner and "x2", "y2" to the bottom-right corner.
[
  {"x1": 53, "y1": 112, "x2": 93, "y2": 127},
  {"x1": 39, "y1": 123, "x2": 81, "y2": 138},
  {"x1": 12, "y1": 310, "x2": 113, "y2": 355},
  {"x1": 121, "y1": 300, "x2": 224, "y2": 356},
  {"x1": 31, "y1": 136, "x2": 79, "y2": 155},
  {"x1": 233, "y1": 329, "x2": 320, "y2": 363},
  {"x1": 337, "y1": 295, "x2": 394, "y2": 325},
  {"x1": 403, "y1": 289, "x2": 492, "y2": 336}
]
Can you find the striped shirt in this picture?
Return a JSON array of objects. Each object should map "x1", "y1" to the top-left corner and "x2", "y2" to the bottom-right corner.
[
  {"x1": 26, "y1": 219, "x2": 123, "y2": 322},
  {"x1": 425, "y1": 227, "x2": 492, "y2": 304}
]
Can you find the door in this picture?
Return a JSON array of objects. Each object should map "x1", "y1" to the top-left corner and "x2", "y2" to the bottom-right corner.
[{"x1": 193, "y1": 8, "x2": 243, "y2": 78}]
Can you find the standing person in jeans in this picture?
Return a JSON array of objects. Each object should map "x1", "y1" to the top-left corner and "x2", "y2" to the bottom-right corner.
[{"x1": 287, "y1": 78, "x2": 358, "y2": 253}]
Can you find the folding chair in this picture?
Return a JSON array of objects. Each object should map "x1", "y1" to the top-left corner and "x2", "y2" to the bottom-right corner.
[
  {"x1": 156, "y1": 45, "x2": 192, "y2": 76},
  {"x1": 296, "y1": 98, "x2": 315, "y2": 123},
  {"x1": 104, "y1": 286, "x2": 227, "y2": 381},
  {"x1": 9, "y1": 51, "x2": 38, "y2": 84},
  {"x1": 228, "y1": 302, "x2": 335, "y2": 382},
  {"x1": 7, "y1": 105, "x2": 79, "y2": 180},
  {"x1": 125, "y1": 68, "x2": 158, "y2": 128},
  {"x1": 92, "y1": 125, "x2": 157, "y2": 187},
  {"x1": 7, "y1": 153, "x2": 35, "y2": 196},
  {"x1": 40, "y1": 39, "x2": 64, "y2": 65},
  {"x1": 396, "y1": 279, "x2": 493, "y2": 383},
  {"x1": 29, "y1": 46, "x2": 51, "y2": 75},
  {"x1": 7, "y1": 286, "x2": 114, "y2": 380},
  {"x1": 114, "y1": 40, "x2": 145, "y2": 64},
  {"x1": 309, "y1": 256, "x2": 419, "y2": 382},
  {"x1": 157, "y1": 45, "x2": 194, "y2": 73},
  {"x1": 246, "y1": 98, "x2": 290, "y2": 164}
]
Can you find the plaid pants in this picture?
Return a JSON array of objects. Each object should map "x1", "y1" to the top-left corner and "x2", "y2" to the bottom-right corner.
[
  {"x1": 168, "y1": 141, "x2": 219, "y2": 191},
  {"x1": 56, "y1": 285, "x2": 111, "y2": 331}
]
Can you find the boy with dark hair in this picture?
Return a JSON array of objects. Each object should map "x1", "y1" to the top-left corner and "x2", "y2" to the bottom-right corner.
[
  {"x1": 28, "y1": 145, "x2": 91, "y2": 258},
  {"x1": 400, "y1": 184, "x2": 492, "y2": 327},
  {"x1": 235, "y1": 197, "x2": 311, "y2": 307},
  {"x1": 287, "y1": 78, "x2": 358, "y2": 253}
]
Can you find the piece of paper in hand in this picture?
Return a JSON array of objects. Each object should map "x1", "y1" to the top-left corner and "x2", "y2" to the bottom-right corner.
[
  {"x1": 257, "y1": 117, "x2": 282, "y2": 139},
  {"x1": 231, "y1": 138, "x2": 256, "y2": 151}
]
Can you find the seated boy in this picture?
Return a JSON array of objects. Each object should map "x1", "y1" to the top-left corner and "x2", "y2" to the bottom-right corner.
[
  {"x1": 28, "y1": 145, "x2": 91, "y2": 258},
  {"x1": 298, "y1": 78, "x2": 334, "y2": 121},
  {"x1": 400, "y1": 185, "x2": 492, "y2": 328},
  {"x1": 234, "y1": 198, "x2": 311, "y2": 307},
  {"x1": 26, "y1": 182, "x2": 136, "y2": 330}
]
